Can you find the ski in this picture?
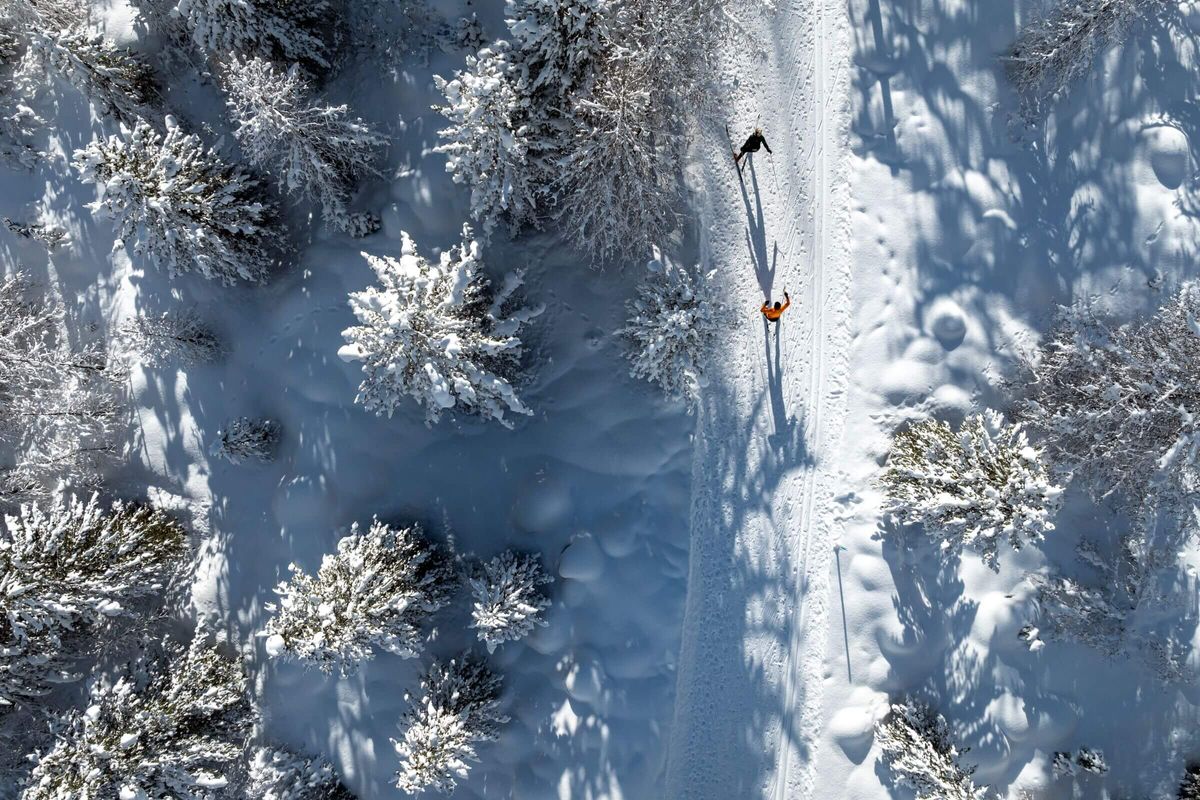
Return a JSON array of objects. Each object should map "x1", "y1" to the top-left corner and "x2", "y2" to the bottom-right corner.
[{"x1": 724, "y1": 123, "x2": 745, "y2": 180}]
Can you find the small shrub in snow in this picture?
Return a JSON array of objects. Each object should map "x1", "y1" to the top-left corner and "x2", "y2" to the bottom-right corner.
[
  {"x1": 0, "y1": 492, "x2": 187, "y2": 707},
  {"x1": 1052, "y1": 747, "x2": 1108, "y2": 778},
  {"x1": 433, "y1": 43, "x2": 539, "y2": 239},
  {"x1": 20, "y1": 637, "x2": 253, "y2": 800},
  {"x1": 176, "y1": 0, "x2": 332, "y2": 71},
  {"x1": 875, "y1": 699, "x2": 990, "y2": 800},
  {"x1": 469, "y1": 550, "x2": 551, "y2": 653},
  {"x1": 1180, "y1": 764, "x2": 1200, "y2": 799},
  {"x1": 1018, "y1": 283, "x2": 1200, "y2": 529},
  {"x1": 0, "y1": 100, "x2": 38, "y2": 169},
  {"x1": 247, "y1": 747, "x2": 355, "y2": 800},
  {"x1": 1006, "y1": 0, "x2": 1168, "y2": 122},
  {"x1": 880, "y1": 410, "x2": 1062, "y2": 570},
  {"x1": 0, "y1": 274, "x2": 121, "y2": 501},
  {"x1": 618, "y1": 250, "x2": 726, "y2": 409},
  {"x1": 339, "y1": 227, "x2": 541, "y2": 427},
  {"x1": 119, "y1": 310, "x2": 225, "y2": 367},
  {"x1": 75, "y1": 118, "x2": 281, "y2": 285},
  {"x1": 392, "y1": 653, "x2": 507, "y2": 795},
  {"x1": 263, "y1": 519, "x2": 455, "y2": 674},
  {"x1": 213, "y1": 417, "x2": 281, "y2": 464},
  {"x1": 223, "y1": 56, "x2": 385, "y2": 236},
  {"x1": 28, "y1": 28, "x2": 160, "y2": 124},
  {"x1": 4, "y1": 217, "x2": 67, "y2": 250}
]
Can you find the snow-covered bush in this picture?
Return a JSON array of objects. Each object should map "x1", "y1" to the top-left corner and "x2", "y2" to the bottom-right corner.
[
  {"x1": 1180, "y1": 764, "x2": 1200, "y2": 799},
  {"x1": 213, "y1": 417, "x2": 281, "y2": 464},
  {"x1": 0, "y1": 25, "x2": 38, "y2": 169},
  {"x1": 1006, "y1": 0, "x2": 1168, "y2": 122},
  {"x1": 618, "y1": 250, "x2": 726, "y2": 409},
  {"x1": 0, "y1": 493, "x2": 187, "y2": 707},
  {"x1": 223, "y1": 56, "x2": 384, "y2": 236},
  {"x1": 263, "y1": 519, "x2": 455, "y2": 674},
  {"x1": 4, "y1": 217, "x2": 67, "y2": 250},
  {"x1": 0, "y1": 274, "x2": 121, "y2": 501},
  {"x1": 468, "y1": 550, "x2": 551, "y2": 653},
  {"x1": 119, "y1": 310, "x2": 225, "y2": 367},
  {"x1": 20, "y1": 637, "x2": 253, "y2": 800},
  {"x1": 75, "y1": 118, "x2": 281, "y2": 285},
  {"x1": 1017, "y1": 283, "x2": 1200, "y2": 529},
  {"x1": 875, "y1": 699, "x2": 990, "y2": 800},
  {"x1": 176, "y1": 0, "x2": 332, "y2": 70},
  {"x1": 506, "y1": 0, "x2": 610, "y2": 99},
  {"x1": 339, "y1": 227, "x2": 541, "y2": 427},
  {"x1": 433, "y1": 44, "x2": 538, "y2": 239},
  {"x1": 28, "y1": 28, "x2": 160, "y2": 124},
  {"x1": 1052, "y1": 747, "x2": 1108, "y2": 777},
  {"x1": 247, "y1": 747, "x2": 355, "y2": 800},
  {"x1": 880, "y1": 410, "x2": 1062, "y2": 570},
  {"x1": 392, "y1": 654, "x2": 507, "y2": 795}
]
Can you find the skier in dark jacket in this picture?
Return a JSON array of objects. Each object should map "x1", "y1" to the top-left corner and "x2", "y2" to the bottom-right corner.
[{"x1": 735, "y1": 128, "x2": 772, "y2": 166}]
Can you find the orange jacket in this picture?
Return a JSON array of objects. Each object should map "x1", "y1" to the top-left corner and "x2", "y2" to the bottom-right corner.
[{"x1": 761, "y1": 297, "x2": 790, "y2": 321}]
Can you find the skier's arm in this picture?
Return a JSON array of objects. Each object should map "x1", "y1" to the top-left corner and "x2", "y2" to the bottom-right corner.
[
  {"x1": 782, "y1": 292, "x2": 790, "y2": 311},
  {"x1": 762, "y1": 136, "x2": 772, "y2": 154}
]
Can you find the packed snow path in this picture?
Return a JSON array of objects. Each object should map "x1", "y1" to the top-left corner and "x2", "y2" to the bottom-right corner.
[{"x1": 666, "y1": 0, "x2": 851, "y2": 797}]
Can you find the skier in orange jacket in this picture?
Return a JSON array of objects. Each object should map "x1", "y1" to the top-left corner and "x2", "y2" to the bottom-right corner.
[{"x1": 761, "y1": 292, "x2": 790, "y2": 321}]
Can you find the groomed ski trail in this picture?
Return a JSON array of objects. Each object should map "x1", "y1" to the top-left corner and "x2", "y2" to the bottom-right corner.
[{"x1": 666, "y1": 0, "x2": 851, "y2": 797}]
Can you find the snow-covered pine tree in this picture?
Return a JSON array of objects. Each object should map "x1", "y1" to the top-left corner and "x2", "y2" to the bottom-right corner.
[
  {"x1": 74, "y1": 117, "x2": 281, "y2": 285},
  {"x1": 1180, "y1": 764, "x2": 1200, "y2": 799},
  {"x1": 553, "y1": 53, "x2": 677, "y2": 264},
  {"x1": 223, "y1": 56, "x2": 384, "y2": 236},
  {"x1": 0, "y1": 273, "x2": 121, "y2": 501},
  {"x1": 246, "y1": 747, "x2": 355, "y2": 800},
  {"x1": 875, "y1": 699, "x2": 991, "y2": 800},
  {"x1": 505, "y1": 0, "x2": 611, "y2": 99},
  {"x1": 338, "y1": 227, "x2": 541, "y2": 427},
  {"x1": 19, "y1": 636, "x2": 253, "y2": 800},
  {"x1": 879, "y1": 410, "x2": 1062, "y2": 570},
  {"x1": 27, "y1": 28, "x2": 160, "y2": 124},
  {"x1": 1017, "y1": 283, "x2": 1200, "y2": 529},
  {"x1": 176, "y1": 0, "x2": 332, "y2": 72},
  {"x1": 213, "y1": 417, "x2": 281, "y2": 464},
  {"x1": 263, "y1": 519, "x2": 455, "y2": 674},
  {"x1": 469, "y1": 550, "x2": 551, "y2": 653},
  {"x1": 618, "y1": 249, "x2": 726, "y2": 410},
  {"x1": 0, "y1": 492, "x2": 186, "y2": 708},
  {"x1": 0, "y1": 22, "x2": 38, "y2": 169},
  {"x1": 433, "y1": 43, "x2": 539, "y2": 239},
  {"x1": 1006, "y1": 0, "x2": 1168, "y2": 122},
  {"x1": 392, "y1": 653, "x2": 507, "y2": 795},
  {"x1": 119, "y1": 310, "x2": 226, "y2": 367}
]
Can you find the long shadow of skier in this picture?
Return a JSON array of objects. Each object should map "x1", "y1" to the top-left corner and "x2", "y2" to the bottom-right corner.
[
  {"x1": 763, "y1": 316, "x2": 804, "y2": 459},
  {"x1": 740, "y1": 156, "x2": 777, "y2": 298}
]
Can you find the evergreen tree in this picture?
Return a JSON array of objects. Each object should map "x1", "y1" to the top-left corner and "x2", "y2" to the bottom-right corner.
[
  {"x1": 392, "y1": 654, "x2": 507, "y2": 795},
  {"x1": 0, "y1": 493, "x2": 187, "y2": 708},
  {"x1": 263, "y1": 519, "x2": 455, "y2": 674},
  {"x1": 74, "y1": 117, "x2": 281, "y2": 285},
  {"x1": 176, "y1": 0, "x2": 332, "y2": 71},
  {"x1": 246, "y1": 747, "x2": 355, "y2": 800},
  {"x1": 875, "y1": 699, "x2": 990, "y2": 800},
  {"x1": 0, "y1": 273, "x2": 121, "y2": 502},
  {"x1": 20, "y1": 637, "x2": 253, "y2": 799},
  {"x1": 468, "y1": 550, "x2": 551, "y2": 653},
  {"x1": 433, "y1": 44, "x2": 539, "y2": 239},
  {"x1": 618, "y1": 249, "x2": 727, "y2": 410},
  {"x1": 338, "y1": 227, "x2": 541, "y2": 427},
  {"x1": 28, "y1": 28, "x2": 160, "y2": 124},
  {"x1": 1180, "y1": 763, "x2": 1200, "y2": 799},
  {"x1": 223, "y1": 56, "x2": 384, "y2": 236},
  {"x1": 880, "y1": 410, "x2": 1062, "y2": 570},
  {"x1": 505, "y1": 0, "x2": 610, "y2": 99}
]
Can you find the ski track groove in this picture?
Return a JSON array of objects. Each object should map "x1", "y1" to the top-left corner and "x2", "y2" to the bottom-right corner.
[{"x1": 667, "y1": 0, "x2": 850, "y2": 797}]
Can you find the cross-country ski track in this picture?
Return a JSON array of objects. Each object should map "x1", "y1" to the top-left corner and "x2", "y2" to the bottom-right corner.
[{"x1": 667, "y1": 1, "x2": 851, "y2": 798}]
